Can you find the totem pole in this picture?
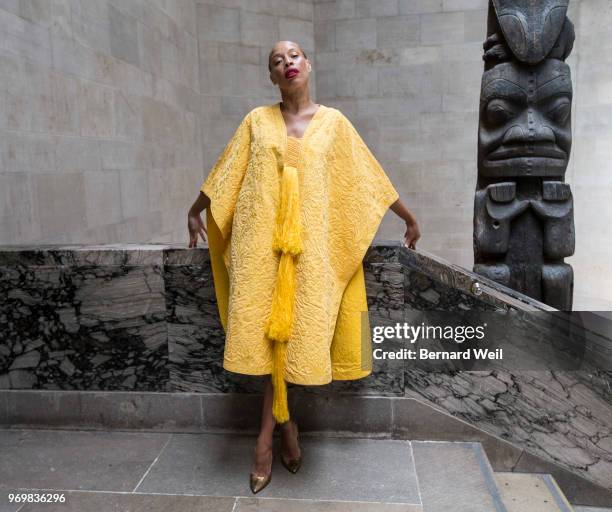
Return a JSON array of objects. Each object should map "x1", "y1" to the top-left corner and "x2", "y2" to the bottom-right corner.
[{"x1": 473, "y1": 0, "x2": 576, "y2": 310}]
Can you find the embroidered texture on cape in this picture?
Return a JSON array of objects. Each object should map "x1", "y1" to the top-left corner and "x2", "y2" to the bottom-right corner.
[{"x1": 201, "y1": 102, "x2": 399, "y2": 385}]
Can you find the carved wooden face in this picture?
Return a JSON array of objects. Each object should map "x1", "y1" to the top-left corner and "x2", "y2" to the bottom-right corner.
[{"x1": 478, "y1": 59, "x2": 572, "y2": 178}]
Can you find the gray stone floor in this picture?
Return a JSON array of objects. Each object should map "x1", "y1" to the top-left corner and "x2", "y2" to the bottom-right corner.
[
  {"x1": 0, "y1": 428, "x2": 518, "y2": 512},
  {"x1": 573, "y1": 508, "x2": 612, "y2": 512}
]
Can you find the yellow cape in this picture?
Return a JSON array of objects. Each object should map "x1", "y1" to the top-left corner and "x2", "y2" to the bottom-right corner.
[{"x1": 201, "y1": 102, "x2": 399, "y2": 421}]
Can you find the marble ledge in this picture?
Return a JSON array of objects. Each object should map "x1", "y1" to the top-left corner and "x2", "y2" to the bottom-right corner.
[{"x1": 0, "y1": 240, "x2": 403, "y2": 268}]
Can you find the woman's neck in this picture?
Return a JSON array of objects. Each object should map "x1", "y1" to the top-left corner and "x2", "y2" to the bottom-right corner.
[{"x1": 279, "y1": 93, "x2": 316, "y2": 114}]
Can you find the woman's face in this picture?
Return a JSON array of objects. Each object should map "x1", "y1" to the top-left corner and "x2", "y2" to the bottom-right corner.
[{"x1": 269, "y1": 42, "x2": 311, "y2": 90}]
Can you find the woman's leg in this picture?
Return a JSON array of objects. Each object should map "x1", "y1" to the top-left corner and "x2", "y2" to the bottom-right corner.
[
  {"x1": 251, "y1": 376, "x2": 301, "y2": 475},
  {"x1": 251, "y1": 376, "x2": 275, "y2": 476},
  {"x1": 278, "y1": 386, "x2": 301, "y2": 463}
]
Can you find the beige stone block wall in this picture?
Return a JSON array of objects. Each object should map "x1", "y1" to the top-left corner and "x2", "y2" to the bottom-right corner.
[
  {"x1": 0, "y1": 0, "x2": 202, "y2": 244},
  {"x1": 313, "y1": 0, "x2": 488, "y2": 273},
  {"x1": 564, "y1": 0, "x2": 612, "y2": 308}
]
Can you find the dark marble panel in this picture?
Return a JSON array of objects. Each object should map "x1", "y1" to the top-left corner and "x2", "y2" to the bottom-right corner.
[
  {"x1": 366, "y1": 261, "x2": 404, "y2": 321},
  {"x1": 366, "y1": 241, "x2": 401, "y2": 264},
  {"x1": 0, "y1": 244, "x2": 166, "y2": 267},
  {"x1": 399, "y1": 246, "x2": 554, "y2": 311},
  {"x1": 0, "y1": 262, "x2": 168, "y2": 391},
  {"x1": 403, "y1": 266, "x2": 500, "y2": 312}
]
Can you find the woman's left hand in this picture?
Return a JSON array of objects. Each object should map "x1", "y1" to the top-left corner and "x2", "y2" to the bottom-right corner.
[{"x1": 404, "y1": 218, "x2": 421, "y2": 250}]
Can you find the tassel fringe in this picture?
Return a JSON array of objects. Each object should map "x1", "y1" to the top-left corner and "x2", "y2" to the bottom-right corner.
[
  {"x1": 265, "y1": 253, "x2": 297, "y2": 341},
  {"x1": 272, "y1": 164, "x2": 302, "y2": 255},
  {"x1": 265, "y1": 156, "x2": 302, "y2": 424}
]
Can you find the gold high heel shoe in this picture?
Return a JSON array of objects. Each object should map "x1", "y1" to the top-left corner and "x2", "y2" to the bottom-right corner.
[
  {"x1": 280, "y1": 419, "x2": 302, "y2": 474},
  {"x1": 249, "y1": 441, "x2": 273, "y2": 494}
]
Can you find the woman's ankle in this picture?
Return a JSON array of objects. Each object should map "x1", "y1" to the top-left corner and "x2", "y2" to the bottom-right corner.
[{"x1": 256, "y1": 433, "x2": 274, "y2": 448}]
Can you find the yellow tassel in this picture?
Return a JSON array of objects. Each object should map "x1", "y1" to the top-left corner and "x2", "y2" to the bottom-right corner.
[
  {"x1": 264, "y1": 253, "x2": 297, "y2": 341},
  {"x1": 272, "y1": 338, "x2": 289, "y2": 423},
  {"x1": 265, "y1": 157, "x2": 302, "y2": 424},
  {"x1": 272, "y1": 165, "x2": 302, "y2": 255}
]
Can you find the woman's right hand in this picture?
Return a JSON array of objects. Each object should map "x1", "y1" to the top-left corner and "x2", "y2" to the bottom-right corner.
[{"x1": 188, "y1": 210, "x2": 208, "y2": 247}]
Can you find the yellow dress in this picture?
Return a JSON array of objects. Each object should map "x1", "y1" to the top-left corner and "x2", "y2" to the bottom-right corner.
[{"x1": 201, "y1": 102, "x2": 399, "y2": 421}]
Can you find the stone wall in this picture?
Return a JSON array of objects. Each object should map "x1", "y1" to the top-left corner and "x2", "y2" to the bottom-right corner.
[
  {"x1": 0, "y1": 0, "x2": 202, "y2": 244},
  {"x1": 313, "y1": 0, "x2": 490, "y2": 269},
  {"x1": 565, "y1": 0, "x2": 612, "y2": 309}
]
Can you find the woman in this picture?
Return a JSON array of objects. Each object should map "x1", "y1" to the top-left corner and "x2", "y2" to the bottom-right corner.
[{"x1": 187, "y1": 40, "x2": 421, "y2": 494}]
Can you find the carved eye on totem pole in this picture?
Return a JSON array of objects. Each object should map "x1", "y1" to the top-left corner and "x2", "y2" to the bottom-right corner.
[{"x1": 478, "y1": 59, "x2": 573, "y2": 179}]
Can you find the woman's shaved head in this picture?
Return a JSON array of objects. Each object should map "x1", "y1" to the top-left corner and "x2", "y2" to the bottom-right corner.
[{"x1": 268, "y1": 41, "x2": 308, "y2": 72}]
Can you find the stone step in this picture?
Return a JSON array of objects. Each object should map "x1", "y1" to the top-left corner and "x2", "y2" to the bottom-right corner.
[
  {"x1": 411, "y1": 441, "x2": 507, "y2": 512},
  {"x1": 0, "y1": 428, "x2": 421, "y2": 508},
  {"x1": 4, "y1": 390, "x2": 611, "y2": 509},
  {"x1": 10, "y1": 488, "x2": 611, "y2": 512},
  {"x1": 573, "y1": 508, "x2": 612, "y2": 512},
  {"x1": 1, "y1": 490, "x2": 422, "y2": 512},
  {"x1": 494, "y1": 472, "x2": 573, "y2": 512},
  {"x1": 3, "y1": 427, "x2": 607, "y2": 512}
]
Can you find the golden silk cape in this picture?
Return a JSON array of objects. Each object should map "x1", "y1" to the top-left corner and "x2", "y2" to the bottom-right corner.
[{"x1": 201, "y1": 102, "x2": 399, "y2": 421}]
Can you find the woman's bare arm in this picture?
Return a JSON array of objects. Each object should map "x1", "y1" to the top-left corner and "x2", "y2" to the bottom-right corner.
[
  {"x1": 189, "y1": 190, "x2": 211, "y2": 216},
  {"x1": 390, "y1": 197, "x2": 416, "y2": 224},
  {"x1": 187, "y1": 191, "x2": 211, "y2": 247},
  {"x1": 389, "y1": 197, "x2": 421, "y2": 249}
]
